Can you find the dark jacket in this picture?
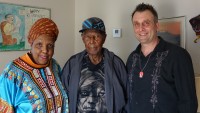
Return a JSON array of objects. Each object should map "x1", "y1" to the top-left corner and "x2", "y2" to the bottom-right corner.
[{"x1": 61, "y1": 48, "x2": 128, "y2": 113}]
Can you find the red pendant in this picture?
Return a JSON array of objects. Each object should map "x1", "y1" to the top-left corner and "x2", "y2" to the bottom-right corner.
[{"x1": 139, "y1": 71, "x2": 144, "y2": 78}]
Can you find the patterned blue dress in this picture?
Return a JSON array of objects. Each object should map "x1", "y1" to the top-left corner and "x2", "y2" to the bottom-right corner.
[{"x1": 0, "y1": 53, "x2": 68, "y2": 113}]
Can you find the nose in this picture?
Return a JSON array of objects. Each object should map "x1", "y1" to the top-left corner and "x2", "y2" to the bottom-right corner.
[
  {"x1": 138, "y1": 25, "x2": 145, "y2": 31},
  {"x1": 41, "y1": 45, "x2": 48, "y2": 53},
  {"x1": 87, "y1": 95, "x2": 98, "y2": 104},
  {"x1": 89, "y1": 37, "x2": 96, "y2": 44}
]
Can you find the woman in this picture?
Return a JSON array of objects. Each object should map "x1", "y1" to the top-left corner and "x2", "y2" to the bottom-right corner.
[{"x1": 0, "y1": 18, "x2": 68, "y2": 113}]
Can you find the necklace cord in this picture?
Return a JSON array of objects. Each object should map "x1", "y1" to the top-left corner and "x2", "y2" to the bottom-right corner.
[{"x1": 139, "y1": 51, "x2": 152, "y2": 72}]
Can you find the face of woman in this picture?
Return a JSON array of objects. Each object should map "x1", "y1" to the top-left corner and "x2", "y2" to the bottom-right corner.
[
  {"x1": 78, "y1": 85, "x2": 106, "y2": 113},
  {"x1": 30, "y1": 34, "x2": 55, "y2": 65},
  {"x1": 78, "y1": 72, "x2": 106, "y2": 113}
]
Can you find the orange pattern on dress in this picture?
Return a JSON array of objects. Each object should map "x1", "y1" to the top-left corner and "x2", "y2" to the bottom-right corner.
[{"x1": 0, "y1": 98, "x2": 14, "y2": 113}]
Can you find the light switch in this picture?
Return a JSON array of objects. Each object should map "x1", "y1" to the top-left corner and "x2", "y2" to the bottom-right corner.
[{"x1": 113, "y1": 28, "x2": 121, "y2": 38}]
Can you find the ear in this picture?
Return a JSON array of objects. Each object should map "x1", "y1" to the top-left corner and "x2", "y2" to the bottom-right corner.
[
  {"x1": 81, "y1": 34, "x2": 85, "y2": 41},
  {"x1": 102, "y1": 34, "x2": 107, "y2": 44},
  {"x1": 28, "y1": 38, "x2": 33, "y2": 46},
  {"x1": 156, "y1": 21, "x2": 159, "y2": 32}
]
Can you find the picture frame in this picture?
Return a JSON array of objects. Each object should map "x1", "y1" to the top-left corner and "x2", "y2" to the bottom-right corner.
[
  {"x1": 157, "y1": 16, "x2": 186, "y2": 48},
  {"x1": 0, "y1": 2, "x2": 51, "y2": 51}
]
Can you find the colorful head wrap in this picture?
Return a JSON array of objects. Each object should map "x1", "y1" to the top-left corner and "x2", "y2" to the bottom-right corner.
[{"x1": 28, "y1": 18, "x2": 59, "y2": 44}]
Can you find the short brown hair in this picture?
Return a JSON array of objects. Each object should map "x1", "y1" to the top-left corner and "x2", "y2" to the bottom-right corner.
[{"x1": 131, "y1": 3, "x2": 158, "y2": 22}]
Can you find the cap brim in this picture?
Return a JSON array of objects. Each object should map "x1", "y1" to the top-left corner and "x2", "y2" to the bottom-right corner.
[
  {"x1": 79, "y1": 29, "x2": 86, "y2": 33},
  {"x1": 79, "y1": 29, "x2": 106, "y2": 34}
]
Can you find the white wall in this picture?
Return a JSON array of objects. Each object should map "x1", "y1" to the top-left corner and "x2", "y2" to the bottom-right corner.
[
  {"x1": 0, "y1": 0, "x2": 75, "y2": 71},
  {"x1": 75, "y1": 0, "x2": 200, "y2": 76}
]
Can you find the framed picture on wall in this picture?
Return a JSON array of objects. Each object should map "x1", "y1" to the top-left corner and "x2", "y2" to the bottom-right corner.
[
  {"x1": 157, "y1": 16, "x2": 186, "y2": 48},
  {"x1": 0, "y1": 2, "x2": 51, "y2": 51}
]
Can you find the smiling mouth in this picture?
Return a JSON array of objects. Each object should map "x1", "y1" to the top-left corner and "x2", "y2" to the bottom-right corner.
[
  {"x1": 139, "y1": 32, "x2": 148, "y2": 36},
  {"x1": 40, "y1": 55, "x2": 49, "y2": 60},
  {"x1": 89, "y1": 45, "x2": 96, "y2": 48}
]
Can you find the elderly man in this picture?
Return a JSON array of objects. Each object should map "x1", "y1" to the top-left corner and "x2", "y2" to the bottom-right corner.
[{"x1": 61, "y1": 17, "x2": 128, "y2": 113}]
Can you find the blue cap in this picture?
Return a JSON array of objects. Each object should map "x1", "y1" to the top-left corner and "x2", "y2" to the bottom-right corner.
[{"x1": 79, "y1": 17, "x2": 106, "y2": 33}]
